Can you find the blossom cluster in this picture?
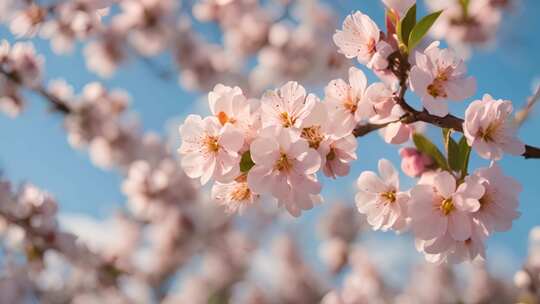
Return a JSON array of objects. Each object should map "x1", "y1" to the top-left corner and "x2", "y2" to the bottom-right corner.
[
  {"x1": 427, "y1": 0, "x2": 517, "y2": 55},
  {"x1": 179, "y1": 78, "x2": 366, "y2": 216},
  {"x1": 176, "y1": 0, "x2": 530, "y2": 266},
  {"x1": 0, "y1": 40, "x2": 43, "y2": 116},
  {"x1": 1, "y1": 0, "x2": 346, "y2": 94},
  {"x1": 1, "y1": 0, "x2": 540, "y2": 302}
]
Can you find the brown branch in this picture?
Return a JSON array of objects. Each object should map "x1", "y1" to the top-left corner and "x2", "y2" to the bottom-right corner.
[
  {"x1": 0, "y1": 67, "x2": 72, "y2": 114},
  {"x1": 353, "y1": 54, "x2": 540, "y2": 159}
]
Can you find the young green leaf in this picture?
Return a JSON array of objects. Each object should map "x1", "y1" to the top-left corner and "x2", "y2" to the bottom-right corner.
[
  {"x1": 459, "y1": 0, "x2": 470, "y2": 18},
  {"x1": 413, "y1": 133, "x2": 449, "y2": 170},
  {"x1": 443, "y1": 128, "x2": 461, "y2": 171},
  {"x1": 457, "y1": 136, "x2": 472, "y2": 178},
  {"x1": 408, "y1": 10, "x2": 443, "y2": 52},
  {"x1": 240, "y1": 151, "x2": 255, "y2": 173},
  {"x1": 397, "y1": 4, "x2": 416, "y2": 46}
]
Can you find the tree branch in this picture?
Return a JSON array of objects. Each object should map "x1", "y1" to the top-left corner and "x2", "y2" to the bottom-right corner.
[
  {"x1": 352, "y1": 55, "x2": 540, "y2": 159},
  {"x1": 0, "y1": 68, "x2": 72, "y2": 114}
]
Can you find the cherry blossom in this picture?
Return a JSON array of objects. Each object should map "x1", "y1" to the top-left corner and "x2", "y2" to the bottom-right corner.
[
  {"x1": 471, "y1": 163, "x2": 521, "y2": 233},
  {"x1": 260, "y1": 81, "x2": 317, "y2": 129},
  {"x1": 364, "y1": 82, "x2": 402, "y2": 124},
  {"x1": 9, "y1": 4, "x2": 46, "y2": 37},
  {"x1": 207, "y1": 84, "x2": 255, "y2": 145},
  {"x1": 115, "y1": 0, "x2": 177, "y2": 56},
  {"x1": 464, "y1": 94, "x2": 525, "y2": 160},
  {"x1": 409, "y1": 171, "x2": 484, "y2": 242},
  {"x1": 324, "y1": 67, "x2": 371, "y2": 133},
  {"x1": 333, "y1": 11, "x2": 392, "y2": 70},
  {"x1": 211, "y1": 175, "x2": 258, "y2": 214},
  {"x1": 382, "y1": 0, "x2": 416, "y2": 16},
  {"x1": 247, "y1": 127, "x2": 321, "y2": 217},
  {"x1": 8, "y1": 42, "x2": 44, "y2": 87},
  {"x1": 416, "y1": 218, "x2": 488, "y2": 264},
  {"x1": 409, "y1": 41, "x2": 476, "y2": 117},
  {"x1": 355, "y1": 159, "x2": 409, "y2": 232},
  {"x1": 427, "y1": 0, "x2": 504, "y2": 53},
  {"x1": 322, "y1": 131, "x2": 358, "y2": 179},
  {"x1": 179, "y1": 115, "x2": 244, "y2": 185}
]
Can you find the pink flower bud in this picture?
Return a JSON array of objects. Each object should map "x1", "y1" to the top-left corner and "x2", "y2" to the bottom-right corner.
[{"x1": 399, "y1": 147, "x2": 432, "y2": 177}]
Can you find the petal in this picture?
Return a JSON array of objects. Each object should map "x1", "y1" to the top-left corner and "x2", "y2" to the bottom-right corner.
[
  {"x1": 423, "y1": 97, "x2": 449, "y2": 117},
  {"x1": 433, "y1": 171, "x2": 456, "y2": 198},
  {"x1": 250, "y1": 137, "x2": 279, "y2": 166},
  {"x1": 378, "y1": 158, "x2": 398, "y2": 189},
  {"x1": 295, "y1": 149, "x2": 321, "y2": 175},
  {"x1": 247, "y1": 166, "x2": 273, "y2": 194},
  {"x1": 219, "y1": 124, "x2": 244, "y2": 152},
  {"x1": 448, "y1": 211, "x2": 472, "y2": 241},
  {"x1": 349, "y1": 66, "x2": 367, "y2": 98},
  {"x1": 357, "y1": 171, "x2": 387, "y2": 193},
  {"x1": 446, "y1": 77, "x2": 476, "y2": 101}
]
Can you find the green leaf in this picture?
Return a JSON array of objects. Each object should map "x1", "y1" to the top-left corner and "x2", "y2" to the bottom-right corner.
[
  {"x1": 398, "y1": 4, "x2": 416, "y2": 46},
  {"x1": 459, "y1": 0, "x2": 470, "y2": 18},
  {"x1": 240, "y1": 151, "x2": 255, "y2": 173},
  {"x1": 408, "y1": 10, "x2": 443, "y2": 51},
  {"x1": 443, "y1": 128, "x2": 461, "y2": 171},
  {"x1": 457, "y1": 136, "x2": 472, "y2": 178},
  {"x1": 413, "y1": 133, "x2": 448, "y2": 170}
]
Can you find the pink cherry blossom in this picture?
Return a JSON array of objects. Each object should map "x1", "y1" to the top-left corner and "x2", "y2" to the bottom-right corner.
[
  {"x1": 364, "y1": 82, "x2": 402, "y2": 124},
  {"x1": 9, "y1": 42, "x2": 44, "y2": 87},
  {"x1": 207, "y1": 84, "x2": 255, "y2": 145},
  {"x1": 471, "y1": 163, "x2": 521, "y2": 233},
  {"x1": 247, "y1": 127, "x2": 321, "y2": 217},
  {"x1": 333, "y1": 11, "x2": 390, "y2": 69},
  {"x1": 355, "y1": 159, "x2": 409, "y2": 232},
  {"x1": 324, "y1": 67, "x2": 371, "y2": 133},
  {"x1": 409, "y1": 171, "x2": 484, "y2": 242},
  {"x1": 179, "y1": 115, "x2": 244, "y2": 185},
  {"x1": 211, "y1": 175, "x2": 258, "y2": 214},
  {"x1": 380, "y1": 121, "x2": 413, "y2": 145},
  {"x1": 463, "y1": 94, "x2": 525, "y2": 160},
  {"x1": 299, "y1": 103, "x2": 357, "y2": 179},
  {"x1": 409, "y1": 41, "x2": 476, "y2": 117},
  {"x1": 323, "y1": 133, "x2": 357, "y2": 179},
  {"x1": 260, "y1": 81, "x2": 317, "y2": 129},
  {"x1": 416, "y1": 218, "x2": 487, "y2": 264},
  {"x1": 382, "y1": 0, "x2": 416, "y2": 16},
  {"x1": 9, "y1": 4, "x2": 46, "y2": 37},
  {"x1": 115, "y1": 0, "x2": 177, "y2": 56},
  {"x1": 399, "y1": 147, "x2": 433, "y2": 177}
]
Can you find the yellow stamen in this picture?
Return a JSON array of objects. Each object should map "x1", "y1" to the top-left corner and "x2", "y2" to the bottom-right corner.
[
  {"x1": 441, "y1": 198, "x2": 455, "y2": 215},
  {"x1": 275, "y1": 153, "x2": 292, "y2": 171},
  {"x1": 343, "y1": 96, "x2": 358, "y2": 114},
  {"x1": 230, "y1": 182, "x2": 251, "y2": 202},
  {"x1": 204, "y1": 136, "x2": 220, "y2": 152},
  {"x1": 380, "y1": 191, "x2": 397, "y2": 203},
  {"x1": 279, "y1": 112, "x2": 295, "y2": 128},
  {"x1": 301, "y1": 126, "x2": 324, "y2": 149}
]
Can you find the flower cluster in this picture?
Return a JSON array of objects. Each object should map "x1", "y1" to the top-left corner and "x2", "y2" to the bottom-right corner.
[
  {"x1": 2, "y1": 0, "x2": 540, "y2": 302},
  {"x1": 179, "y1": 80, "x2": 364, "y2": 217},
  {"x1": 0, "y1": 40, "x2": 43, "y2": 116},
  {"x1": 176, "y1": 1, "x2": 532, "y2": 265},
  {"x1": 427, "y1": 0, "x2": 516, "y2": 54},
  {"x1": 1, "y1": 0, "x2": 346, "y2": 95}
]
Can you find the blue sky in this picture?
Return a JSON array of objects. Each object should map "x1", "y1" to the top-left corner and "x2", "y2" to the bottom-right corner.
[{"x1": 1, "y1": 0, "x2": 539, "y2": 277}]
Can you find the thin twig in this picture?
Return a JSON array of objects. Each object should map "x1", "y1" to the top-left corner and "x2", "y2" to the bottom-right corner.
[{"x1": 352, "y1": 54, "x2": 540, "y2": 159}]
